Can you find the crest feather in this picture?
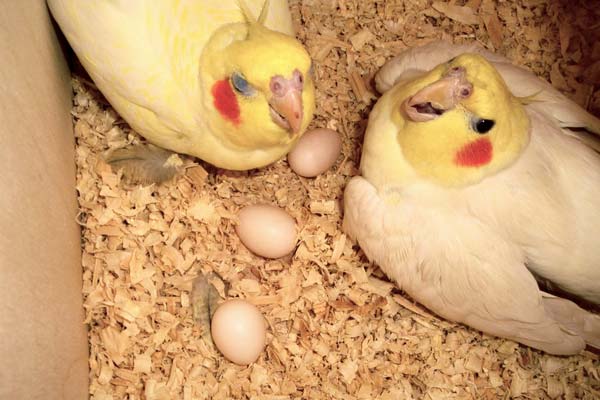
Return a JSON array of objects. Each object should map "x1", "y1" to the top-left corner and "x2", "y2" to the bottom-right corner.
[{"x1": 238, "y1": 0, "x2": 270, "y2": 26}]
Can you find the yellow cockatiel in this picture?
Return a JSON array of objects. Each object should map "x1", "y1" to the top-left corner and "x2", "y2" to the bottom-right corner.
[
  {"x1": 47, "y1": 0, "x2": 315, "y2": 176},
  {"x1": 343, "y1": 41, "x2": 600, "y2": 355}
]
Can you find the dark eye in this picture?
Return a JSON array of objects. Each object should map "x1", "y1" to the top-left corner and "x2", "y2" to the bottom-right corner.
[
  {"x1": 293, "y1": 69, "x2": 304, "y2": 87},
  {"x1": 472, "y1": 118, "x2": 495, "y2": 134},
  {"x1": 231, "y1": 72, "x2": 254, "y2": 96}
]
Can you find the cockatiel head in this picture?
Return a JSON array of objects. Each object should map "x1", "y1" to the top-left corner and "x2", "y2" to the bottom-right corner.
[
  {"x1": 48, "y1": 0, "x2": 315, "y2": 177},
  {"x1": 361, "y1": 53, "x2": 530, "y2": 189},
  {"x1": 200, "y1": 4, "x2": 315, "y2": 164}
]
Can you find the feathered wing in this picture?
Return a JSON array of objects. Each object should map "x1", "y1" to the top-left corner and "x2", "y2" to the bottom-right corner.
[
  {"x1": 48, "y1": 1, "x2": 179, "y2": 121},
  {"x1": 375, "y1": 41, "x2": 600, "y2": 135},
  {"x1": 343, "y1": 176, "x2": 592, "y2": 355}
]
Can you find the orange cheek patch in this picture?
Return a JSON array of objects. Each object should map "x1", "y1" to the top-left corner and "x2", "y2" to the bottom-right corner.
[
  {"x1": 212, "y1": 79, "x2": 241, "y2": 125},
  {"x1": 454, "y1": 137, "x2": 493, "y2": 167}
]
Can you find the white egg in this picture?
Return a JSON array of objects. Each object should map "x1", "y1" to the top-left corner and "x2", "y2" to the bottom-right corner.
[
  {"x1": 235, "y1": 204, "x2": 297, "y2": 259},
  {"x1": 210, "y1": 299, "x2": 266, "y2": 365},
  {"x1": 288, "y1": 128, "x2": 342, "y2": 177}
]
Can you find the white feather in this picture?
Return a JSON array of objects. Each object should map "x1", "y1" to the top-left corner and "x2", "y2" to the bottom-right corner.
[{"x1": 344, "y1": 43, "x2": 600, "y2": 354}]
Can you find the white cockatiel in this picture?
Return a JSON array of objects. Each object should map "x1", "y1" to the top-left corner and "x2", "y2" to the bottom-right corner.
[{"x1": 343, "y1": 41, "x2": 600, "y2": 355}]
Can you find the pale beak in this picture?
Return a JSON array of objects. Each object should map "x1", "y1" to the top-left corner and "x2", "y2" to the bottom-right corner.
[
  {"x1": 403, "y1": 66, "x2": 473, "y2": 122},
  {"x1": 269, "y1": 90, "x2": 303, "y2": 135},
  {"x1": 269, "y1": 70, "x2": 304, "y2": 135}
]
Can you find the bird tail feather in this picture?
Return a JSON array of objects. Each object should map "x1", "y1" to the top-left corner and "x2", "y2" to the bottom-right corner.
[{"x1": 542, "y1": 292, "x2": 600, "y2": 349}]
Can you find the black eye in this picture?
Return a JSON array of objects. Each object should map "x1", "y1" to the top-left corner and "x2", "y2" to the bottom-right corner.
[
  {"x1": 472, "y1": 118, "x2": 495, "y2": 134},
  {"x1": 231, "y1": 72, "x2": 254, "y2": 96}
]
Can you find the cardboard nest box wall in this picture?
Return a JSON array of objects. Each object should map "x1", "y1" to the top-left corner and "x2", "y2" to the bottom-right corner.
[{"x1": 0, "y1": 2, "x2": 89, "y2": 399}]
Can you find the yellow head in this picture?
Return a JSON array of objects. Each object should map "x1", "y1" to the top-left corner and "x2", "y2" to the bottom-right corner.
[
  {"x1": 200, "y1": 5, "x2": 315, "y2": 161},
  {"x1": 363, "y1": 53, "x2": 530, "y2": 189}
]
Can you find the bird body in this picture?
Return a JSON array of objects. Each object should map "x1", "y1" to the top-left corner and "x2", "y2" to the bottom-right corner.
[
  {"x1": 344, "y1": 42, "x2": 600, "y2": 355},
  {"x1": 48, "y1": 0, "x2": 315, "y2": 171}
]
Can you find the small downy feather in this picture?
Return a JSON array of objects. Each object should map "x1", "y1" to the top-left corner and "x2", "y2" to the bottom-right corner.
[
  {"x1": 191, "y1": 273, "x2": 223, "y2": 347},
  {"x1": 105, "y1": 144, "x2": 183, "y2": 185}
]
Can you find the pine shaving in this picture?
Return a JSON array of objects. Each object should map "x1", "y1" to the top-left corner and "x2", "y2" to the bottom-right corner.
[{"x1": 70, "y1": 0, "x2": 600, "y2": 398}]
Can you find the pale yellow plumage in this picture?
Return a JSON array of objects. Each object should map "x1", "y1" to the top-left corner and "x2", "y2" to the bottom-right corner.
[
  {"x1": 344, "y1": 42, "x2": 600, "y2": 355},
  {"x1": 47, "y1": 0, "x2": 315, "y2": 173}
]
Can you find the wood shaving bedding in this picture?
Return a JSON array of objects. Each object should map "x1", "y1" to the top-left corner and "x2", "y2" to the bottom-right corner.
[{"x1": 72, "y1": 0, "x2": 600, "y2": 398}]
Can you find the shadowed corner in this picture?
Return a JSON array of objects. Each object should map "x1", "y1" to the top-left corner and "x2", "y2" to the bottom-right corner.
[{"x1": 552, "y1": 0, "x2": 600, "y2": 117}]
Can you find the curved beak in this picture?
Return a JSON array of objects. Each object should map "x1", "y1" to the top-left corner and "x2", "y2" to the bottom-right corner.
[
  {"x1": 269, "y1": 71, "x2": 304, "y2": 135},
  {"x1": 269, "y1": 89, "x2": 303, "y2": 135},
  {"x1": 403, "y1": 66, "x2": 473, "y2": 122}
]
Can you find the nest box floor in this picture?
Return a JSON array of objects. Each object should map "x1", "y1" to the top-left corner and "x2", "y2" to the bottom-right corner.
[{"x1": 71, "y1": 1, "x2": 600, "y2": 399}]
